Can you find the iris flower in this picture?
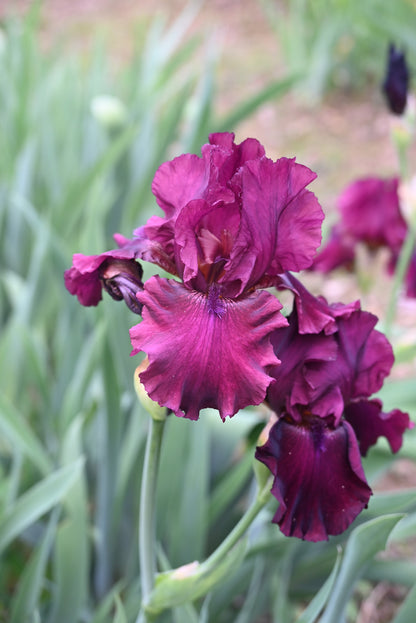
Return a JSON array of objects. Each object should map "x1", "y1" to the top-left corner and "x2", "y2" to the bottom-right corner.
[
  {"x1": 312, "y1": 177, "x2": 407, "y2": 270},
  {"x1": 256, "y1": 275, "x2": 412, "y2": 541},
  {"x1": 65, "y1": 133, "x2": 323, "y2": 420},
  {"x1": 128, "y1": 132, "x2": 324, "y2": 420}
]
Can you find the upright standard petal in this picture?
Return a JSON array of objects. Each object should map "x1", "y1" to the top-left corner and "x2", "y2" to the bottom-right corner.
[
  {"x1": 227, "y1": 157, "x2": 324, "y2": 293},
  {"x1": 255, "y1": 417, "x2": 372, "y2": 541},
  {"x1": 130, "y1": 276, "x2": 286, "y2": 420}
]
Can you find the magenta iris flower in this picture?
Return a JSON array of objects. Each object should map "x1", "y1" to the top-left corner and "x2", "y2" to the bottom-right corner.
[
  {"x1": 64, "y1": 235, "x2": 144, "y2": 314},
  {"x1": 127, "y1": 132, "x2": 324, "y2": 420},
  {"x1": 256, "y1": 275, "x2": 412, "y2": 542},
  {"x1": 312, "y1": 176, "x2": 407, "y2": 272}
]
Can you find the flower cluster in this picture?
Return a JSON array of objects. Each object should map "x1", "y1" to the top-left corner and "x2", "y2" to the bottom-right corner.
[{"x1": 65, "y1": 132, "x2": 412, "y2": 541}]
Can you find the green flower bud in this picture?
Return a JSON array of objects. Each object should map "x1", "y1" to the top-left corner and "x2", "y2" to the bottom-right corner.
[
  {"x1": 134, "y1": 359, "x2": 167, "y2": 421},
  {"x1": 90, "y1": 95, "x2": 127, "y2": 130}
]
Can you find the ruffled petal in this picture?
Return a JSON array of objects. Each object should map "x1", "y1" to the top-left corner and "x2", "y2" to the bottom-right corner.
[
  {"x1": 267, "y1": 310, "x2": 338, "y2": 418},
  {"x1": 151, "y1": 153, "x2": 211, "y2": 219},
  {"x1": 278, "y1": 272, "x2": 359, "y2": 335},
  {"x1": 344, "y1": 399, "x2": 413, "y2": 456},
  {"x1": 152, "y1": 132, "x2": 253, "y2": 221},
  {"x1": 226, "y1": 157, "x2": 323, "y2": 293},
  {"x1": 337, "y1": 310, "x2": 394, "y2": 399},
  {"x1": 130, "y1": 276, "x2": 286, "y2": 420},
  {"x1": 304, "y1": 309, "x2": 393, "y2": 407},
  {"x1": 255, "y1": 417, "x2": 372, "y2": 541}
]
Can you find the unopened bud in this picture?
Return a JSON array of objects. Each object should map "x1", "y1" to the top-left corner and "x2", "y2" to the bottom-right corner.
[
  {"x1": 90, "y1": 95, "x2": 127, "y2": 130},
  {"x1": 383, "y1": 44, "x2": 409, "y2": 116},
  {"x1": 399, "y1": 176, "x2": 416, "y2": 228},
  {"x1": 134, "y1": 359, "x2": 167, "y2": 421}
]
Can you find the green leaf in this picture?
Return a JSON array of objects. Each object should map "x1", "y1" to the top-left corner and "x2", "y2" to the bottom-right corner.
[
  {"x1": 319, "y1": 514, "x2": 404, "y2": 623},
  {"x1": 208, "y1": 450, "x2": 253, "y2": 525},
  {"x1": 295, "y1": 549, "x2": 341, "y2": 623},
  {"x1": 48, "y1": 419, "x2": 89, "y2": 623},
  {"x1": 0, "y1": 458, "x2": 84, "y2": 554},
  {"x1": 392, "y1": 583, "x2": 416, "y2": 623},
  {"x1": 216, "y1": 75, "x2": 300, "y2": 131},
  {"x1": 145, "y1": 540, "x2": 247, "y2": 617},
  {"x1": 0, "y1": 393, "x2": 52, "y2": 475},
  {"x1": 9, "y1": 510, "x2": 59, "y2": 623},
  {"x1": 112, "y1": 595, "x2": 128, "y2": 623},
  {"x1": 366, "y1": 560, "x2": 416, "y2": 587},
  {"x1": 365, "y1": 488, "x2": 416, "y2": 517}
]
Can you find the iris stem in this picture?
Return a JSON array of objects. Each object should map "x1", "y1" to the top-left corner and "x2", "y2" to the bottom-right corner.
[
  {"x1": 384, "y1": 223, "x2": 416, "y2": 337},
  {"x1": 137, "y1": 417, "x2": 166, "y2": 622},
  {"x1": 203, "y1": 483, "x2": 272, "y2": 570}
]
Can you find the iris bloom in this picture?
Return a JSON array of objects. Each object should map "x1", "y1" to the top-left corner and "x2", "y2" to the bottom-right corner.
[
  {"x1": 127, "y1": 132, "x2": 324, "y2": 420},
  {"x1": 312, "y1": 177, "x2": 407, "y2": 270},
  {"x1": 256, "y1": 275, "x2": 412, "y2": 542}
]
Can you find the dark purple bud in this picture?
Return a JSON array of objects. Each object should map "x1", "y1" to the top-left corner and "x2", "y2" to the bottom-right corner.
[{"x1": 382, "y1": 43, "x2": 410, "y2": 115}]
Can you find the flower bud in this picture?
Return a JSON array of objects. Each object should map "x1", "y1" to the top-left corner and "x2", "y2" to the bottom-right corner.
[
  {"x1": 399, "y1": 175, "x2": 416, "y2": 228},
  {"x1": 90, "y1": 95, "x2": 127, "y2": 130},
  {"x1": 134, "y1": 359, "x2": 167, "y2": 421},
  {"x1": 382, "y1": 43, "x2": 409, "y2": 116}
]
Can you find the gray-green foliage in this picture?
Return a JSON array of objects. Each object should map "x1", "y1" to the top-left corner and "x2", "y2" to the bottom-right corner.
[
  {"x1": 1, "y1": 2, "x2": 416, "y2": 622},
  {"x1": 260, "y1": 0, "x2": 416, "y2": 101}
]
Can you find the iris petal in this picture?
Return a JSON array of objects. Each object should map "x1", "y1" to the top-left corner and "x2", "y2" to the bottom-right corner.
[
  {"x1": 130, "y1": 276, "x2": 287, "y2": 420},
  {"x1": 255, "y1": 418, "x2": 372, "y2": 541},
  {"x1": 345, "y1": 399, "x2": 413, "y2": 456},
  {"x1": 226, "y1": 157, "x2": 324, "y2": 293}
]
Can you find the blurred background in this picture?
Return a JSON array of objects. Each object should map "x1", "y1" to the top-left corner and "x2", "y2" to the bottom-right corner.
[{"x1": 1, "y1": 1, "x2": 416, "y2": 622}]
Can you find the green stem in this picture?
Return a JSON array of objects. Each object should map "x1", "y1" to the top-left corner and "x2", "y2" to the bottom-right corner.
[
  {"x1": 384, "y1": 224, "x2": 416, "y2": 337},
  {"x1": 138, "y1": 417, "x2": 166, "y2": 617},
  {"x1": 203, "y1": 484, "x2": 271, "y2": 570}
]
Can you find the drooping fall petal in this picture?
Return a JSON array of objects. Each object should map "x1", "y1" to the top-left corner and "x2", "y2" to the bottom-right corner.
[
  {"x1": 130, "y1": 276, "x2": 287, "y2": 420},
  {"x1": 255, "y1": 417, "x2": 372, "y2": 541}
]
